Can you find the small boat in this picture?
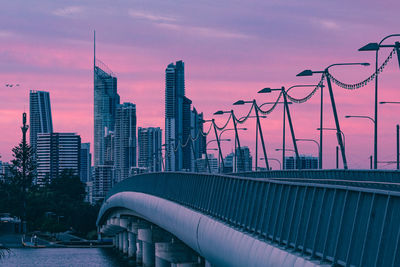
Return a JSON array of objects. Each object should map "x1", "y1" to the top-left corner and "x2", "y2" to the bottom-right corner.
[{"x1": 21, "y1": 235, "x2": 46, "y2": 248}]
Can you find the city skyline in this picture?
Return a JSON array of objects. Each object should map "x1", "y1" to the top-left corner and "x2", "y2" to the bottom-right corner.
[{"x1": 1, "y1": 1, "x2": 400, "y2": 169}]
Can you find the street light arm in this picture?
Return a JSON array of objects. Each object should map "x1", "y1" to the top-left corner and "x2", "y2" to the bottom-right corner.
[
  {"x1": 325, "y1": 62, "x2": 370, "y2": 71},
  {"x1": 345, "y1": 115, "x2": 375, "y2": 124}
]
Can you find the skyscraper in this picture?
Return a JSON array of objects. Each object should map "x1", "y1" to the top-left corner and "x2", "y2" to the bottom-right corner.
[
  {"x1": 138, "y1": 127, "x2": 162, "y2": 172},
  {"x1": 29, "y1": 90, "x2": 53, "y2": 152},
  {"x1": 114, "y1": 102, "x2": 136, "y2": 182},
  {"x1": 93, "y1": 33, "x2": 120, "y2": 166},
  {"x1": 93, "y1": 32, "x2": 119, "y2": 200},
  {"x1": 36, "y1": 133, "x2": 81, "y2": 185},
  {"x1": 191, "y1": 108, "x2": 206, "y2": 171},
  {"x1": 235, "y1": 146, "x2": 253, "y2": 172},
  {"x1": 182, "y1": 96, "x2": 192, "y2": 171},
  {"x1": 165, "y1": 60, "x2": 191, "y2": 171},
  {"x1": 80, "y1": 143, "x2": 91, "y2": 183}
]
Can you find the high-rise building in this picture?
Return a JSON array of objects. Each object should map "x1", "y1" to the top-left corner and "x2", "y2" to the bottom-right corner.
[
  {"x1": 114, "y1": 102, "x2": 136, "y2": 182},
  {"x1": 80, "y1": 143, "x2": 91, "y2": 183},
  {"x1": 93, "y1": 38, "x2": 120, "y2": 166},
  {"x1": 223, "y1": 152, "x2": 234, "y2": 173},
  {"x1": 36, "y1": 133, "x2": 81, "y2": 185},
  {"x1": 93, "y1": 165, "x2": 113, "y2": 203},
  {"x1": 191, "y1": 108, "x2": 206, "y2": 171},
  {"x1": 29, "y1": 90, "x2": 53, "y2": 152},
  {"x1": 182, "y1": 96, "x2": 192, "y2": 171},
  {"x1": 195, "y1": 154, "x2": 218, "y2": 173},
  {"x1": 285, "y1": 155, "x2": 318, "y2": 169},
  {"x1": 165, "y1": 60, "x2": 193, "y2": 171},
  {"x1": 138, "y1": 127, "x2": 162, "y2": 172},
  {"x1": 234, "y1": 146, "x2": 253, "y2": 172},
  {"x1": 93, "y1": 32, "x2": 119, "y2": 199}
]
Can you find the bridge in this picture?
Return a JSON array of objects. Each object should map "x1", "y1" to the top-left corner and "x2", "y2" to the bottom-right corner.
[{"x1": 97, "y1": 170, "x2": 400, "y2": 266}]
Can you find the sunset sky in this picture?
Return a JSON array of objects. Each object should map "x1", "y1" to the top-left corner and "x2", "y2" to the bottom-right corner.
[{"x1": 1, "y1": 0, "x2": 400, "y2": 169}]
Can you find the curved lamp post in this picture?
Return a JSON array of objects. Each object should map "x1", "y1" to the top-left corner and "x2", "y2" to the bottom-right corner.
[
  {"x1": 214, "y1": 110, "x2": 245, "y2": 172},
  {"x1": 297, "y1": 62, "x2": 369, "y2": 169},
  {"x1": 260, "y1": 157, "x2": 282, "y2": 170},
  {"x1": 359, "y1": 34, "x2": 400, "y2": 169},
  {"x1": 296, "y1": 138, "x2": 320, "y2": 169},
  {"x1": 233, "y1": 99, "x2": 269, "y2": 171},
  {"x1": 380, "y1": 101, "x2": 400, "y2": 169},
  {"x1": 206, "y1": 139, "x2": 231, "y2": 173},
  {"x1": 345, "y1": 115, "x2": 375, "y2": 168},
  {"x1": 258, "y1": 85, "x2": 318, "y2": 169},
  {"x1": 218, "y1": 128, "x2": 247, "y2": 173}
]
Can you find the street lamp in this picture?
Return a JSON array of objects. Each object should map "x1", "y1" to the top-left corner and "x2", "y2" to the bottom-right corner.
[
  {"x1": 297, "y1": 62, "x2": 369, "y2": 169},
  {"x1": 218, "y1": 128, "x2": 247, "y2": 173},
  {"x1": 380, "y1": 101, "x2": 400, "y2": 169},
  {"x1": 233, "y1": 99, "x2": 269, "y2": 171},
  {"x1": 359, "y1": 34, "x2": 400, "y2": 169},
  {"x1": 345, "y1": 115, "x2": 375, "y2": 168},
  {"x1": 205, "y1": 139, "x2": 231, "y2": 173},
  {"x1": 296, "y1": 138, "x2": 320, "y2": 169},
  {"x1": 214, "y1": 110, "x2": 245, "y2": 172},
  {"x1": 260, "y1": 157, "x2": 282, "y2": 170},
  {"x1": 259, "y1": 85, "x2": 317, "y2": 169}
]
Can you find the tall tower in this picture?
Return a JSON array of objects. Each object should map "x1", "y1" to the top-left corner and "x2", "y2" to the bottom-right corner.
[
  {"x1": 114, "y1": 102, "x2": 136, "y2": 182},
  {"x1": 165, "y1": 60, "x2": 187, "y2": 171},
  {"x1": 36, "y1": 133, "x2": 81, "y2": 185},
  {"x1": 93, "y1": 31, "x2": 120, "y2": 166},
  {"x1": 138, "y1": 127, "x2": 162, "y2": 172},
  {"x1": 29, "y1": 90, "x2": 53, "y2": 152}
]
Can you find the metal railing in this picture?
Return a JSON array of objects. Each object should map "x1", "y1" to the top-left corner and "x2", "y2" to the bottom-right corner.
[{"x1": 103, "y1": 172, "x2": 400, "y2": 267}]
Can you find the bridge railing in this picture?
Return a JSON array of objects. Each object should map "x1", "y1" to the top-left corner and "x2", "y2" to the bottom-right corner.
[
  {"x1": 235, "y1": 169, "x2": 400, "y2": 182},
  {"x1": 103, "y1": 172, "x2": 400, "y2": 267}
]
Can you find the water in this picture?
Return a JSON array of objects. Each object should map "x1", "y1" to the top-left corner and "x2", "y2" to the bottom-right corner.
[{"x1": 0, "y1": 248, "x2": 130, "y2": 267}]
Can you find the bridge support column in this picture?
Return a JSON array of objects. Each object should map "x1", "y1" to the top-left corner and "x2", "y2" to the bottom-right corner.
[
  {"x1": 118, "y1": 232, "x2": 123, "y2": 252},
  {"x1": 155, "y1": 257, "x2": 171, "y2": 267},
  {"x1": 138, "y1": 226, "x2": 171, "y2": 267},
  {"x1": 128, "y1": 231, "x2": 137, "y2": 258},
  {"x1": 155, "y1": 241, "x2": 199, "y2": 267},
  {"x1": 115, "y1": 233, "x2": 120, "y2": 250},
  {"x1": 122, "y1": 231, "x2": 129, "y2": 255},
  {"x1": 130, "y1": 221, "x2": 150, "y2": 264}
]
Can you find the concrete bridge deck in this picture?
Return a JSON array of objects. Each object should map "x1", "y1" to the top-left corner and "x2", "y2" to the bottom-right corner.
[{"x1": 97, "y1": 171, "x2": 400, "y2": 266}]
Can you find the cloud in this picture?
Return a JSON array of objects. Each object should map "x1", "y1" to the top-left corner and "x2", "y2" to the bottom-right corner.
[
  {"x1": 128, "y1": 10, "x2": 177, "y2": 22},
  {"x1": 156, "y1": 23, "x2": 251, "y2": 39},
  {"x1": 0, "y1": 30, "x2": 17, "y2": 39},
  {"x1": 311, "y1": 18, "x2": 340, "y2": 30},
  {"x1": 52, "y1": 6, "x2": 84, "y2": 17}
]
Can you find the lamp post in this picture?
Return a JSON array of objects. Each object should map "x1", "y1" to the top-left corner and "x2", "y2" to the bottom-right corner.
[
  {"x1": 359, "y1": 34, "x2": 400, "y2": 169},
  {"x1": 295, "y1": 72, "x2": 325, "y2": 169},
  {"x1": 296, "y1": 138, "x2": 320, "y2": 169},
  {"x1": 214, "y1": 110, "x2": 245, "y2": 172},
  {"x1": 260, "y1": 157, "x2": 281, "y2": 170},
  {"x1": 206, "y1": 139, "x2": 231, "y2": 173},
  {"x1": 297, "y1": 63, "x2": 369, "y2": 169},
  {"x1": 345, "y1": 115, "x2": 375, "y2": 168},
  {"x1": 380, "y1": 101, "x2": 400, "y2": 169},
  {"x1": 218, "y1": 128, "x2": 247, "y2": 173},
  {"x1": 257, "y1": 101, "x2": 291, "y2": 169},
  {"x1": 259, "y1": 85, "x2": 317, "y2": 169},
  {"x1": 233, "y1": 99, "x2": 269, "y2": 171}
]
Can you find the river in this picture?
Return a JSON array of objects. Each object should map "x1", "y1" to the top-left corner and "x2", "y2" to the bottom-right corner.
[{"x1": 0, "y1": 248, "x2": 132, "y2": 267}]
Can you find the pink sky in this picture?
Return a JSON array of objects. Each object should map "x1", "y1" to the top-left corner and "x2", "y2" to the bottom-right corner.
[{"x1": 1, "y1": 0, "x2": 400, "y2": 169}]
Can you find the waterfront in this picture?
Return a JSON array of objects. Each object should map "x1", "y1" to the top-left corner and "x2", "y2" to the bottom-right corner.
[{"x1": 0, "y1": 248, "x2": 129, "y2": 267}]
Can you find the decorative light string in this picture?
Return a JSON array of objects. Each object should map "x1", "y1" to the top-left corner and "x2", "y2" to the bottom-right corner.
[
  {"x1": 285, "y1": 75, "x2": 325, "y2": 103},
  {"x1": 213, "y1": 113, "x2": 233, "y2": 131},
  {"x1": 327, "y1": 48, "x2": 396, "y2": 90}
]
